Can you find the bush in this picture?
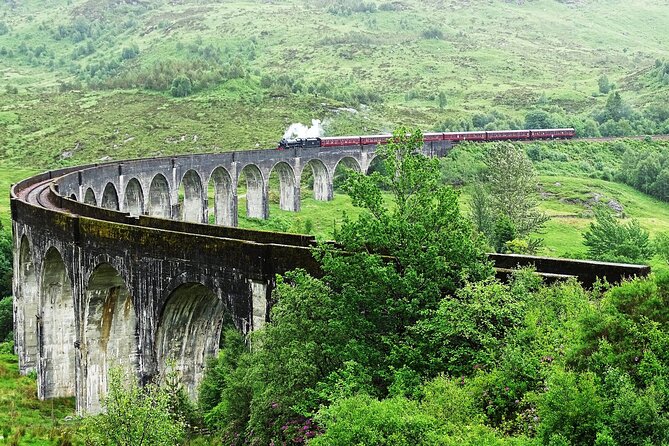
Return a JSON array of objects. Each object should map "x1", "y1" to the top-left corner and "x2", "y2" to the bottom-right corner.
[
  {"x1": 582, "y1": 207, "x2": 654, "y2": 263},
  {"x1": 82, "y1": 369, "x2": 186, "y2": 445},
  {"x1": 536, "y1": 369, "x2": 605, "y2": 446},
  {"x1": 0, "y1": 297, "x2": 12, "y2": 342},
  {"x1": 170, "y1": 75, "x2": 192, "y2": 97},
  {"x1": 311, "y1": 395, "x2": 439, "y2": 446}
]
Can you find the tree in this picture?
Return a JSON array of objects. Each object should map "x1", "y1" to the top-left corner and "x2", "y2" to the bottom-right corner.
[
  {"x1": 0, "y1": 297, "x2": 12, "y2": 342},
  {"x1": 583, "y1": 207, "x2": 653, "y2": 263},
  {"x1": 437, "y1": 91, "x2": 447, "y2": 110},
  {"x1": 0, "y1": 222, "x2": 12, "y2": 298},
  {"x1": 82, "y1": 369, "x2": 186, "y2": 446},
  {"x1": 598, "y1": 74, "x2": 611, "y2": 94},
  {"x1": 471, "y1": 143, "x2": 549, "y2": 251},
  {"x1": 604, "y1": 91, "x2": 630, "y2": 122},
  {"x1": 203, "y1": 127, "x2": 492, "y2": 444},
  {"x1": 170, "y1": 75, "x2": 192, "y2": 97}
]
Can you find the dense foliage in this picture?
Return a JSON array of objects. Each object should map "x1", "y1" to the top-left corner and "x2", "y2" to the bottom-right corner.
[
  {"x1": 470, "y1": 143, "x2": 548, "y2": 253},
  {"x1": 82, "y1": 369, "x2": 187, "y2": 446},
  {"x1": 199, "y1": 128, "x2": 492, "y2": 444},
  {"x1": 616, "y1": 144, "x2": 669, "y2": 203},
  {"x1": 0, "y1": 221, "x2": 12, "y2": 299},
  {"x1": 197, "y1": 129, "x2": 669, "y2": 445},
  {"x1": 583, "y1": 207, "x2": 654, "y2": 263}
]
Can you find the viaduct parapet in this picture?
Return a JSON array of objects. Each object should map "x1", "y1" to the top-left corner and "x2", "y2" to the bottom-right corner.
[{"x1": 10, "y1": 141, "x2": 649, "y2": 414}]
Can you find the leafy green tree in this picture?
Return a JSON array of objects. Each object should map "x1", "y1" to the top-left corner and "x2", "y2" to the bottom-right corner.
[
  {"x1": 471, "y1": 143, "x2": 548, "y2": 251},
  {"x1": 170, "y1": 75, "x2": 192, "y2": 97},
  {"x1": 524, "y1": 110, "x2": 553, "y2": 129},
  {"x1": 582, "y1": 207, "x2": 653, "y2": 263},
  {"x1": 604, "y1": 91, "x2": 630, "y2": 122},
  {"x1": 437, "y1": 91, "x2": 447, "y2": 109},
  {"x1": 598, "y1": 74, "x2": 611, "y2": 94},
  {"x1": 204, "y1": 127, "x2": 492, "y2": 444},
  {"x1": 82, "y1": 369, "x2": 186, "y2": 446},
  {"x1": 0, "y1": 222, "x2": 12, "y2": 298},
  {"x1": 0, "y1": 297, "x2": 12, "y2": 342}
]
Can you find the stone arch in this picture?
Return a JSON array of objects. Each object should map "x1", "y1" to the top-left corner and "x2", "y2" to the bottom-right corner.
[
  {"x1": 366, "y1": 154, "x2": 384, "y2": 175},
  {"x1": 333, "y1": 157, "x2": 362, "y2": 193},
  {"x1": 238, "y1": 164, "x2": 267, "y2": 219},
  {"x1": 269, "y1": 162, "x2": 299, "y2": 212},
  {"x1": 156, "y1": 283, "x2": 227, "y2": 399},
  {"x1": 123, "y1": 178, "x2": 144, "y2": 217},
  {"x1": 148, "y1": 174, "x2": 171, "y2": 218},
  {"x1": 208, "y1": 166, "x2": 236, "y2": 226},
  {"x1": 84, "y1": 188, "x2": 97, "y2": 206},
  {"x1": 101, "y1": 183, "x2": 119, "y2": 210},
  {"x1": 69, "y1": 193, "x2": 77, "y2": 201},
  {"x1": 40, "y1": 247, "x2": 76, "y2": 399},
  {"x1": 302, "y1": 159, "x2": 332, "y2": 201},
  {"x1": 82, "y1": 263, "x2": 138, "y2": 414},
  {"x1": 179, "y1": 170, "x2": 205, "y2": 223},
  {"x1": 16, "y1": 236, "x2": 39, "y2": 373}
]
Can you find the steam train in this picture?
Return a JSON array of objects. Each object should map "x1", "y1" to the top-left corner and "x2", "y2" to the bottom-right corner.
[{"x1": 277, "y1": 128, "x2": 576, "y2": 150}]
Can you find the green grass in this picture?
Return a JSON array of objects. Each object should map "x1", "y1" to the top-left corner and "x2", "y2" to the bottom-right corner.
[
  {"x1": 0, "y1": 353, "x2": 76, "y2": 445},
  {"x1": 0, "y1": 166, "x2": 39, "y2": 228},
  {"x1": 0, "y1": 1, "x2": 668, "y2": 172}
]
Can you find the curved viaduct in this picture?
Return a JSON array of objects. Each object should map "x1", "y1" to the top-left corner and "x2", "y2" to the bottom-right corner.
[{"x1": 11, "y1": 140, "x2": 648, "y2": 415}]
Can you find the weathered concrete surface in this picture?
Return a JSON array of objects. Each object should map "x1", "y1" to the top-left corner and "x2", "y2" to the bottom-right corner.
[{"x1": 11, "y1": 142, "x2": 650, "y2": 416}]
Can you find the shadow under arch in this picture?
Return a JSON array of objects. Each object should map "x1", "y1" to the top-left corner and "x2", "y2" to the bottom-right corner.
[
  {"x1": 238, "y1": 164, "x2": 267, "y2": 219},
  {"x1": 101, "y1": 182, "x2": 119, "y2": 210},
  {"x1": 82, "y1": 262, "x2": 138, "y2": 414},
  {"x1": 301, "y1": 158, "x2": 332, "y2": 201},
  {"x1": 269, "y1": 161, "x2": 298, "y2": 212},
  {"x1": 16, "y1": 235, "x2": 39, "y2": 373},
  {"x1": 179, "y1": 169, "x2": 205, "y2": 223},
  {"x1": 333, "y1": 156, "x2": 362, "y2": 194},
  {"x1": 156, "y1": 283, "x2": 228, "y2": 399},
  {"x1": 148, "y1": 173, "x2": 171, "y2": 218},
  {"x1": 208, "y1": 166, "x2": 236, "y2": 226},
  {"x1": 84, "y1": 187, "x2": 97, "y2": 206},
  {"x1": 123, "y1": 178, "x2": 144, "y2": 217},
  {"x1": 40, "y1": 246, "x2": 76, "y2": 399}
]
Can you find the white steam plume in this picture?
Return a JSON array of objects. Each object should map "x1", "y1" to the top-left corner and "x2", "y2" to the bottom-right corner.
[{"x1": 283, "y1": 119, "x2": 324, "y2": 139}]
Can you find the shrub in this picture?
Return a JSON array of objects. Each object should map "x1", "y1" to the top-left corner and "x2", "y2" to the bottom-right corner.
[
  {"x1": 170, "y1": 75, "x2": 192, "y2": 97},
  {"x1": 582, "y1": 207, "x2": 654, "y2": 263}
]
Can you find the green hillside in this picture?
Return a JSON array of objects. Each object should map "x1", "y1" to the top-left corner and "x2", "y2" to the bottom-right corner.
[{"x1": 2, "y1": 0, "x2": 669, "y2": 169}]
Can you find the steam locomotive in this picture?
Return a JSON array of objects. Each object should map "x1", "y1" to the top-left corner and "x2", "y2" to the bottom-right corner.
[{"x1": 277, "y1": 128, "x2": 576, "y2": 150}]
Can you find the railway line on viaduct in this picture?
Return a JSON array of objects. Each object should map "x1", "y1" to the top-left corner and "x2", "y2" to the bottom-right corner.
[{"x1": 10, "y1": 138, "x2": 649, "y2": 414}]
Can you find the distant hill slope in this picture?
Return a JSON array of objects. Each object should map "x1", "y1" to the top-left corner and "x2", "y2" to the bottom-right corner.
[{"x1": 1, "y1": 0, "x2": 669, "y2": 167}]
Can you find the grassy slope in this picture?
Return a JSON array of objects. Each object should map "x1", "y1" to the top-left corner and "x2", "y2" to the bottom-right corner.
[
  {"x1": 1, "y1": 0, "x2": 669, "y2": 170},
  {"x1": 0, "y1": 353, "x2": 76, "y2": 445}
]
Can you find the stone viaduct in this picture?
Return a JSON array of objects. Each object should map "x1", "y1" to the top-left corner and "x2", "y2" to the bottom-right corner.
[{"x1": 10, "y1": 140, "x2": 649, "y2": 415}]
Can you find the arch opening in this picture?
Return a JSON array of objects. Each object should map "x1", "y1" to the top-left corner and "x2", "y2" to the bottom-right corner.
[
  {"x1": 84, "y1": 188, "x2": 97, "y2": 206},
  {"x1": 366, "y1": 155, "x2": 385, "y2": 176},
  {"x1": 208, "y1": 167, "x2": 236, "y2": 226},
  {"x1": 301, "y1": 159, "x2": 332, "y2": 202},
  {"x1": 269, "y1": 162, "x2": 298, "y2": 212},
  {"x1": 101, "y1": 183, "x2": 119, "y2": 210},
  {"x1": 148, "y1": 174, "x2": 171, "y2": 219},
  {"x1": 69, "y1": 193, "x2": 77, "y2": 201},
  {"x1": 179, "y1": 170, "x2": 205, "y2": 223},
  {"x1": 17, "y1": 236, "x2": 39, "y2": 373},
  {"x1": 156, "y1": 283, "x2": 227, "y2": 399},
  {"x1": 237, "y1": 164, "x2": 267, "y2": 220},
  {"x1": 333, "y1": 157, "x2": 361, "y2": 193},
  {"x1": 40, "y1": 247, "x2": 76, "y2": 399},
  {"x1": 83, "y1": 263, "x2": 137, "y2": 414},
  {"x1": 123, "y1": 178, "x2": 144, "y2": 217}
]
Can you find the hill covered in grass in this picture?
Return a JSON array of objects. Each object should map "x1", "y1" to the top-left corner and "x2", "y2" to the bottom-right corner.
[{"x1": 1, "y1": 0, "x2": 669, "y2": 169}]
